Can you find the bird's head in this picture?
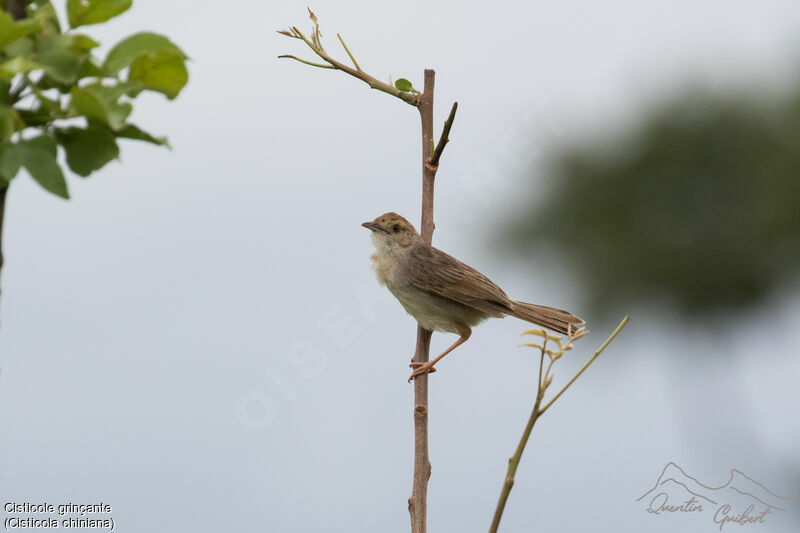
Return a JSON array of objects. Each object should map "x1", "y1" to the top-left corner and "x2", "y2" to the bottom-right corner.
[{"x1": 362, "y1": 212, "x2": 421, "y2": 251}]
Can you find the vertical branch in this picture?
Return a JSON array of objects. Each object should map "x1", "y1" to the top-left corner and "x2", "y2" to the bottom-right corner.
[
  {"x1": 409, "y1": 327, "x2": 432, "y2": 532},
  {"x1": 1, "y1": 0, "x2": 27, "y2": 297},
  {"x1": 418, "y1": 69, "x2": 436, "y2": 244},
  {"x1": 7, "y1": 0, "x2": 26, "y2": 20},
  {"x1": 281, "y1": 20, "x2": 457, "y2": 532},
  {"x1": 409, "y1": 68, "x2": 436, "y2": 533},
  {"x1": 0, "y1": 186, "x2": 6, "y2": 277}
]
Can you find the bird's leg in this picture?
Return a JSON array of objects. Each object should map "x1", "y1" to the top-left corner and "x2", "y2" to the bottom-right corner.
[{"x1": 409, "y1": 323, "x2": 472, "y2": 382}]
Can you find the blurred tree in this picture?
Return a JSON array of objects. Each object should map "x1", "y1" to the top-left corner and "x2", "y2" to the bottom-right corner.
[
  {"x1": 501, "y1": 84, "x2": 800, "y2": 316},
  {"x1": 0, "y1": 0, "x2": 188, "y2": 292}
]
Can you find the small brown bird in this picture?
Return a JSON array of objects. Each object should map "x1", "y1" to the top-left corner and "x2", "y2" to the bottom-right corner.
[{"x1": 362, "y1": 212, "x2": 585, "y2": 381}]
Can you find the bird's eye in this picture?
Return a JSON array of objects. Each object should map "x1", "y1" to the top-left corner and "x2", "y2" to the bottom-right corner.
[{"x1": 392, "y1": 224, "x2": 401, "y2": 233}]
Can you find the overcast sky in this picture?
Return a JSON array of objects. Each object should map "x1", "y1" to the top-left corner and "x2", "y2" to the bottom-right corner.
[{"x1": 1, "y1": 1, "x2": 799, "y2": 532}]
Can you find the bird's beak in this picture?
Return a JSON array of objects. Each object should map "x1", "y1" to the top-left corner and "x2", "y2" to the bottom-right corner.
[{"x1": 361, "y1": 221, "x2": 389, "y2": 234}]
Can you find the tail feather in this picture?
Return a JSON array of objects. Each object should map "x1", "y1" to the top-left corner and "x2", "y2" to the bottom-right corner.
[{"x1": 508, "y1": 301, "x2": 585, "y2": 336}]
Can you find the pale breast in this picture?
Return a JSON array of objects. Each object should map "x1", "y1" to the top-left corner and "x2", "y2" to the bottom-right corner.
[
  {"x1": 388, "y1": 283, "x2": 490, "y2": 334},
  {"x1": 370, "y1": 250, "x2": 398, "y2": 288},
  {"x1": 370, "y1": 247, "x2": 491, "y2": 333}
]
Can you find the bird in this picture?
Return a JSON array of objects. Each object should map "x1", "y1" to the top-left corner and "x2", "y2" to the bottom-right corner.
[{"x1": 362, "y1": 212, "x2": 585, "y2": 381}]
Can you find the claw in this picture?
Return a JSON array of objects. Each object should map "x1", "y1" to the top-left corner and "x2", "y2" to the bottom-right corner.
[
  {"x1": 409, "y1": 361, "x2": 436, "y2": 369},
  {"x1": 408, "y1": 363, "x2": 437, "y2": 382}
]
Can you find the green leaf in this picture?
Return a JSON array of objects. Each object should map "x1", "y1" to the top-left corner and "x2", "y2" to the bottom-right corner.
[
  {"x1": 3, "y1": 35, "x2": 34, "y2": 57},
  {"x1": 69, "y1": 86, "x2": 128, "y2": 130},
  {"x1": 0, "y1": 56, "x2": 42, "y2": 79},
  {"x1": 16, "y1": 108, "x2": 54, "y2": 127},
  {"x1": 0, "y1": 79, "x2": 10, "y2": 105},
  {"x1": 67, "y1": 34, "x2": 101, "y2": 52},
  {"x1": 37, "y1": 33, "x2": 101, "y2": 55},
  {"x1": 57, "y1": 125, "x2": 119, "y2": 177},
  {"x1": 31, "y1": 85, "x2": 65, "y2": 115},
  {"x1": 33, "y1": 2, "x2": 61, "y2": 34},
  {"x1": 70, "y1": 86, "x2": 106, "y2": 121},
  {"x1": 85, "y1": 80, "x2": 143, "y2": 101},
  {"x1": 108, "y1": 101, "x2": 132, "y2": 126},
  {"x1": 0, "y1": 143, "x2": 22, "y2": 185},
  {"x1": 0, "y1": 103, "x2": 17, "y2": 142},
  {"x1": 104, "y1": 32, "x2": 187, "y2": 73},
  {"x1": 22, "y1": 135, "x2": 58, "y2": 157},
  {"x1": 0, "y1": 12, "x2": 38, "y2": 50},
  {"x1": 18, "y1": 86, "x2": 67, "y2": 126},
  {"x1": 128, "y1": 49, "x2": 188, "y2": 99},
  {"x1": 37, "y1": 49, "x2": 87, "y2": 84},
  {"x1": 18, "y1": 136, "x2": 69, "y2": 199},
  {"x1": 67, "y1": 0, "x2": 132, "y2": 28},
  {"x1": 77, "y1": 57, "x2": 109, "y2": 78},
  {"x1": 0, "y1": 12, "x2": 14, "y2": 44},
  {"x1": 33, "y1": 76, "x2": 72, "y2": 94},
  {"x1": 395, "y1": 78, "x2": 413, "y2": 92},
  {"x1": 115, "y1": 123, "x2": 169, "y2": 147}
]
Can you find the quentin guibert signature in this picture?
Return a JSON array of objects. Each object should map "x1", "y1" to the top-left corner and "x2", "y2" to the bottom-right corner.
[{"x1": 638, "y1": 462, "x2": 792, "y2": 530}]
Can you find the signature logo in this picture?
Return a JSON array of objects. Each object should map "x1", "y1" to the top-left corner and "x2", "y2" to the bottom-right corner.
[{"x1": 637, "y1": 462, "x2": 792, "y2": 530}]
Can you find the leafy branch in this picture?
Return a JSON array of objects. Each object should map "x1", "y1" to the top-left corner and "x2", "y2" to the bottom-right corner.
[
  {"x1": 278, "y1": 8, "x2": 417, "y2": 105},
  {"x1": 0, "y1": 0, "x2": 189, "y2": 301},
  {"x1": 489, "y1": 316, "x2": 630, "y2": 533}
]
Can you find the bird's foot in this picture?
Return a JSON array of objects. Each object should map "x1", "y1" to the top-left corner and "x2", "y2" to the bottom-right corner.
[{"x1": 408, "y1": 361, "x2": 437, "y2": 382}]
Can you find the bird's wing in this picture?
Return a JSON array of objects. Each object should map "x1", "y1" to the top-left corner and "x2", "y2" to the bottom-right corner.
[{"x1": 406, "y1": 245, "x2": 511, "y2": 317}]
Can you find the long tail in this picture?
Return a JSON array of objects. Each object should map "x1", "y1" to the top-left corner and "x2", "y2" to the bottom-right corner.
[{"x1": 508, "y1": 301, "x2": 585, "y2": 335}]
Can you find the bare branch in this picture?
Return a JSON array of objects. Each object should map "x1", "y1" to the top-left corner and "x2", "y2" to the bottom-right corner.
[
  {"x1": 428, "y1": 101, "x2": 458, "y2": 169},
  {"x1": 279, "y1": 15, "x2": 459, "y2": 533},
  {"x1": 406, "y1": 69, "x2": 438, "y2": 533}
]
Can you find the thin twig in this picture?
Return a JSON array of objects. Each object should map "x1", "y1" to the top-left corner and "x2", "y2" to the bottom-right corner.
[
  {"x1": 278, "y1": 22, "x2": 417, "y2": 105},
  {"x1": 489, "y1": 316, "x2": 629, "y2": 532},
  {"x1": 536, "y1": 339, "x2": 546, "y2": 391},
  {"x1": 489, "y1": 380, "x2": 545, "y2": 533},
  {"x1": 428, "y1": 101, "x2": 458, "y2": 168},
  {"x1": 540, "y1": 316, "x2": 629, "y2": 415},
  {"x1": 277, "y1": 55, "x2": 336, "y2": 69},
  {"x1": 337, "y1": 33, "x2": 362, "y2": 72}
]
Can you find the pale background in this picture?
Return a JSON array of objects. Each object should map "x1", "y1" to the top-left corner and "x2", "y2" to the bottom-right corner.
[{"x1": 1, "y1": 1, "x2": 798, "y2": 532}]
